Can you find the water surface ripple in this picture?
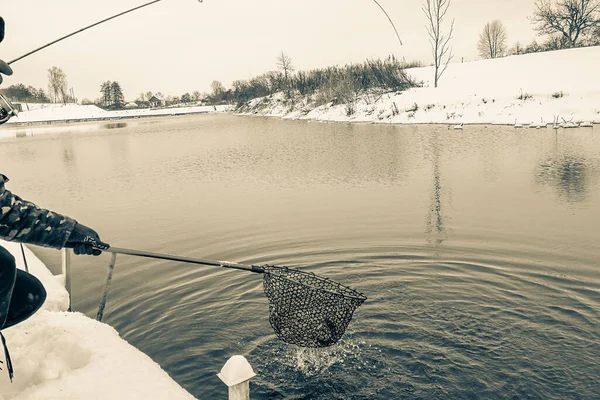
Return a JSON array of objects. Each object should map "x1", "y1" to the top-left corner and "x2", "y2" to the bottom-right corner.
[{"x1": 1, "y1": 115, "x2": 598, "y2": 399}]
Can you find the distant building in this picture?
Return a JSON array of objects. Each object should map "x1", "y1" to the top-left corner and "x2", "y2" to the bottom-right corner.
[
  {"x1": 148, "y1": 95, "x2": 165, "y2": 107},
  {"x1": 10, "y1": 102, "x2": 24, "y2": 112},
  {"x1": 125, "y1": 102, "x2": 138, "y2": 109}
]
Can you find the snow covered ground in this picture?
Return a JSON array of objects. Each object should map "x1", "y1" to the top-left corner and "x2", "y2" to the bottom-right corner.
[
  {"x1": 240, "y1": 47, "x2": 600, "y2": 126},
  {"x1": 4, "y1": 104, "x2": 231, "y2": 125},
  {"x1": 3, "y1": 48, "x2": 598, "y2": 129},
  {"x1": 0, "y1": 240, "x2": 197, "y2": 400}
]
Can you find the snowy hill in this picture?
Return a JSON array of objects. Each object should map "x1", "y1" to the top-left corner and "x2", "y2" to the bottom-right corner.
[
  {"x1": 241, "y1": 46, "x2": 600, "y2": 126},
  {"x1": 0, "y1": 240, "x2": 197, "y2": 400}
]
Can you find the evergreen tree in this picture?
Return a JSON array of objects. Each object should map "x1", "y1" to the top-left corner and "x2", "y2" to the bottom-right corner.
[
  {"x1": 111, "y1": 81, "x2": 124, "y2": 109},
  {"x1": 101, "y1": 81, "x2": 112, "y2": 107}
]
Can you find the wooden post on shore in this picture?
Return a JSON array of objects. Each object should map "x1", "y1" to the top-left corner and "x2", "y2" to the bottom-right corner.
[
  {"x1": 217, "y1": 355, "x2": 256, "y2": 400},
  {"x1": 61, "y1": 248, "x2": 71, "y2": 311}
]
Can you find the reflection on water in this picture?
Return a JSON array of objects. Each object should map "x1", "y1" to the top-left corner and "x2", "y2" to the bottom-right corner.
[
  {"x1": 536, "y1": 155, "x2": 598, "y2": 203},
  {"x1": 535, "y1": 131, "x2": 600, "y2": 204},
  {"x1": 1, "y1": 116, "x2": 599, "y2": 399},
  {"x1": 104, "y1": 122, "x2": 128, "y2": 129},
  {"x1": 0, "y1": 122, "x2": 103, "y2": 140},
  {"x1": 425, "y1": 135, "x2": 447, "y2": 245},
  {"x1": 62, "y1": 145, "x2": 76, "y2": 166}
]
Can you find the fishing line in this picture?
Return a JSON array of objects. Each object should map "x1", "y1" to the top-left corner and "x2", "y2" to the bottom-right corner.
[
  {"x1": 6, "y1": 0, "x2": 399, "y2": 67},
  {"x1": 7, "y1": 0, "x2": 203, "y2": 66},
  {"x1": 371, "y1": 0, "x2": 403, "y2": 46}
]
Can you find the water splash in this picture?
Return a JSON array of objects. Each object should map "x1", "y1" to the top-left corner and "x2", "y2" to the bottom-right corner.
[{"x1": 288, "y1": 339, "x2": 368, "y2": 376}]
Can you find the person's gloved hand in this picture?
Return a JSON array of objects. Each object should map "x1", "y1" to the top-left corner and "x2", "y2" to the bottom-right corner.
[{"x1": 65, "y1": 223, "x2": 110, "y2": 256}]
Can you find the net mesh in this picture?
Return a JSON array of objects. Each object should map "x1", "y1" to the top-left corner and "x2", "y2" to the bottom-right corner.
[{"x1": 262, "y1": 265, "x2": 367, "y2": 348}]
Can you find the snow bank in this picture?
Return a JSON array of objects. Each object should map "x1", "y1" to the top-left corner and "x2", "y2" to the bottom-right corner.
[
  {"x1": 0, "y1": 240, "x2": 197, "y2": 400},
  {"x1": 241, "y1": 47, "x2": 600, "y2": 126},
  {"x1": 5, "y1": 104, "x2": 232, "y2": 125}
]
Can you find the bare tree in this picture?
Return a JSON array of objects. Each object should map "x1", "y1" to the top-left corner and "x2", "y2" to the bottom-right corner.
[
  {"x1": 47, "y1": 66, "x2": 68, "y2": 103},
  {"x1": 265, "y1": 71, "x2": 284, "y2": 95},
  {"x1": 423, "y1": 0, "x2": 455, "y2": 88},
  {"x1": 276, "y1": 52, "x2": 294, "y2": 82},
  {"x1": 508, "y1": 41, "x2": 524, "y2": 55},
  {"x1": 531, "y1": 0, "x2": 600, "y2": 47},
  {"x1": 211, "y1": 80, "x2": 225, "y2": 97},
  {"x1": 276, "y1": 52, "x2": 295, "y2": 97},
  {"x1": 478, "y1": 20, "x2": 508, "y2": 58}
]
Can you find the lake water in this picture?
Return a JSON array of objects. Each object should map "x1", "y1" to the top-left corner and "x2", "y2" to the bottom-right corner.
[{"x1": 1, "y1": 115, "x2": 599, "y2": 399}]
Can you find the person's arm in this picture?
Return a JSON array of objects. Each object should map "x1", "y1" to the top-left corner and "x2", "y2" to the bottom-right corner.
[{"x1": 0, "y1": 173, "x2": 77, "y2": 248}]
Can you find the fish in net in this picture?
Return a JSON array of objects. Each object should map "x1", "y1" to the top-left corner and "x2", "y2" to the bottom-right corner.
[{"x1": 262, "y1": 266, "x2": 367, "y2": 348}]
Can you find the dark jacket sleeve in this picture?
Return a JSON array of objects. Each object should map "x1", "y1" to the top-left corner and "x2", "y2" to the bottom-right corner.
[{"x1": 0, "y1": 173, "x2": 76, "y2": 249}]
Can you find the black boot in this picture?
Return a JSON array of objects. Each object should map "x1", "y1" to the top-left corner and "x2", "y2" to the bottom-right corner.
[
  {"x1": 4, "y1": 270, "x2": 47, "y2": 329},
  {"x1": 0, "y1": 246, "x2": 47, "y2": 382}
]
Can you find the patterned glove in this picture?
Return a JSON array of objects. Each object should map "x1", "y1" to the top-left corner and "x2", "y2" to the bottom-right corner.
[{"x1": 65, "y1": 223, "x2": 110, "y2": 256}]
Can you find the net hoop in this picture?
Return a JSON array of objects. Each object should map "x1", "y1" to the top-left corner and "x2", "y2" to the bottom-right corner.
[{"x1": 263, "y1": 266, "x2": 367, "y2": 301}]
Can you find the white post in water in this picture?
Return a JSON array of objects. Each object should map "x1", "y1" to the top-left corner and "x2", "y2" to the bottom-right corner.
[
  {"x1": 217, "y1": 355, "x2": 256, "y2": 400},
  {"x1": 61, "y1": 248, "x2": 71, "y2": 311}
]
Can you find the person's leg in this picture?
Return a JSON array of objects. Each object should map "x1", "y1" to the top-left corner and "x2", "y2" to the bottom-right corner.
[{"x1": 0, "y1": 246, "x2": 17, "y2": 329}]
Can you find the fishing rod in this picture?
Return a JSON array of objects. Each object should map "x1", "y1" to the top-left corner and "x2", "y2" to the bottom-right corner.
[
  {"x1": 1, "y1": 0, "x2": 204, "y2": 122},
  {"x1": 7, "y1": 0, "x2": 203, "y2": 66},
  {"x1": 6, "y1": 0, "x2": 400, "y2": 66},
  {"x1": 1, "y1": 0, "x2": 401, "y2": 122}
]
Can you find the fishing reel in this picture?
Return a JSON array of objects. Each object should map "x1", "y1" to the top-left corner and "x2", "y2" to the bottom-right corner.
[{"x1": 0, "y1": 93, "x2": 18, "y2": 125}]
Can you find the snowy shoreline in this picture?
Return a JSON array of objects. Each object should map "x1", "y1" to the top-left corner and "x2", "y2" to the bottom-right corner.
[
  {"x1": 237, "y1": 47, "x2": 600, "y2": 128},
  {"x1": 0, "y1": 241, "x2": 197, "y2": 400},
  {"x1": 3, "y1": 104, "x2": 232, "y2": 126}
]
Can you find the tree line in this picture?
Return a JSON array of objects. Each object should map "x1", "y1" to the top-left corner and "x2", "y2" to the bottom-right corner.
[
  {"x1": 0, "y1": 66, "x2": 71, "y2": 103},
  {"x1": 0, "y1": 83, "x2": 49, "y2": 103},
  {"x1": 208, "y1": 53, "x2": 421, "y2": 108},
  {"x1": 477, "y1": 0, "x2": 600, "y2": 60}
]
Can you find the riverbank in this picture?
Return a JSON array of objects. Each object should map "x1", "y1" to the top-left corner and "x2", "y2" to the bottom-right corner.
[
  {"x1": 3, "y1": 104, "x2": 232, "y2": 125},
  {"x1": 238, "y1": 47, "x2": 600, "y2": 127},
  {"x1": 3, "y1": 47, "x2": 598, "y2": 129},
  {"x1": 0, "y1": 240, "x2": 197, "y2": 400}
]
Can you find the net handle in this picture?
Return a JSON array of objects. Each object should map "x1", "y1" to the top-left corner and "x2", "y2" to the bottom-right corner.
[{"x1": 102, "y1": 246, "x2": 266, "y2": 273}]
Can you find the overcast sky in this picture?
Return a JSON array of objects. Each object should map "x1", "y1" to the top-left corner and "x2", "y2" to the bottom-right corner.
[{"x1": 1, "y1": 0, "x2": 538, "y2": 101}]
